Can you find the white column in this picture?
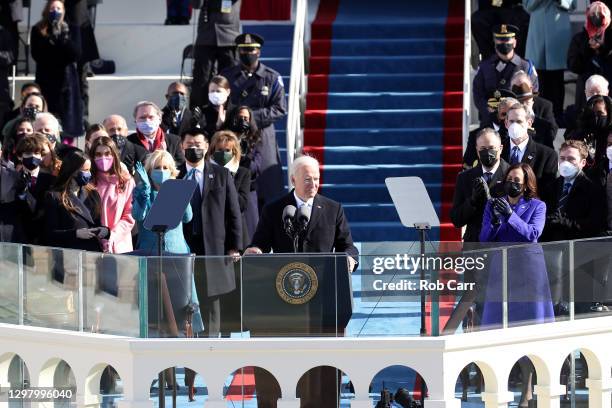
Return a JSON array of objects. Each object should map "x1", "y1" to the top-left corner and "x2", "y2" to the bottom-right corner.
[
  {"x1": 481, "y1": 391, "x2": 515, "y2": 408},
  {"x1": 586, "y1": 378, "x2": 612, "y2": 408},
  {"x1": 534, "y1": 384, "x2": 566, "y2": 408}
]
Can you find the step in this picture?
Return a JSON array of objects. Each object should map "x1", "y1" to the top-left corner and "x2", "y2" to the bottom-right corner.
[
  {"x1": 312, "y1": 20, "x2": 458, "y2": 40},
  {"x1": 310, "y1": 55, "x2": 463, "y2": 75},
  {"x1": 308, "y1": 73, "x2": 463, "y2": 93},
  {"x1": 321, "y1": 164, "x2": 463, "y2": 184},
  {"x1": 311, "y1": 38, "x2": 464, "y2": 57},
  {"x1": 307, "y1": 91, "x2": 462, "y2": 110},
  {"x1": 305, "y1": 108, "x2": 462, "y2": 129},
  {"x1": 304, "y1": 128, "x2": 462, "y2": 146},
  {"x1": 302, "y1": 145, "x2": 463, "y2": 165}
]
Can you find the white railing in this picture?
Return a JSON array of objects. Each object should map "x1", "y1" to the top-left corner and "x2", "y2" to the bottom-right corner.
[
  {"x1": 1, "y1": 317, "x2": 612, "y2": 408},
  {"x1": 463, "y1": 0, "x2": 472, "y2": 151},
  {"x1": 286, "y1": 0, "x2": 308, "y2": 185}
]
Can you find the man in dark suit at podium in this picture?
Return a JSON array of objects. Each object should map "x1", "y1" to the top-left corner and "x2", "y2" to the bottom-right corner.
[{"x1": 244, "y1": 154, "x2": 358, "y2": 408}]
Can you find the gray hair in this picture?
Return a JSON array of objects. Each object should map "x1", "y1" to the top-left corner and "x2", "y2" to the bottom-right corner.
[
  {"x1": 586, "y1": 74, "x2": 609, "y2": 97},
  {"x1": 102, "y1": 114, "x2": 128, "y2": 129},
  {"x1": 133, "y1": 101, "x2": 162, "y2": 119},
  {"x1": 290, "y1": 155, "x2": 319, "y2": 179},
  {"x1": 498, "y1": 97, "x2": 520, "y2": 111},
  {"x1": 34, "y1": 112, "x2": 60, "y2": 136}
]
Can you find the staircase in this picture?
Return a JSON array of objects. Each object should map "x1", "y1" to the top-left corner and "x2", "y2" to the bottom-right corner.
[{"x1": 304, "y1": 0, "x2": 464, "y2": 242}]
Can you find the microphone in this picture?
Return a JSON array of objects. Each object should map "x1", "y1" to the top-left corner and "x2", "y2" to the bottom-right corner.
[
  {"x1": 296, "y1": 205, "x2": 311, "y2": 232},
  {"x1": 282, "y1": 205, "x2": 297, "y2": 237}
]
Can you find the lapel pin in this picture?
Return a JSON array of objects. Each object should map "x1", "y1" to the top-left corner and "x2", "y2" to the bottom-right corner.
[
  {"x1": 209, "y1": 174, "x2": 214, "y2": 179},
  {"x1": 527, "y1": 155, "x2": 533, "y2": 160}
]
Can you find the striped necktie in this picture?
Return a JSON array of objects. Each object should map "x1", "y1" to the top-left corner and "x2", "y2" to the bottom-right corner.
[{"x1": 558, "y1": 182, "x2": 572, "y2": 209}]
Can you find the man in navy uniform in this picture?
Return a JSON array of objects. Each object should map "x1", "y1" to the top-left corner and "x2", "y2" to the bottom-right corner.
[
  {"x1": 473, "y1": 24, "x2": 538, "y2": 124},
  {"x1": 221, "y1": 33, "x2": 286, "y2": 210}
]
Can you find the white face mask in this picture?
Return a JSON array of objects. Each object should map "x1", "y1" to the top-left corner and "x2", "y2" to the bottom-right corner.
[
  {"x1": 607, "y1": 145, "x2": 612, "y2": 162},
  {"x1": 209, "y1": 91, "x2": 228, "y2": 106},
  {"x1": 559, "y1": 160, "x2": 579, "y2": 179},
  {"x1": 508, "y1": 122, "x2": 526, "y2": 142}
]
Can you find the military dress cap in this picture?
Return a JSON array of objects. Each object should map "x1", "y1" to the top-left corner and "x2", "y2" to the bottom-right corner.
[
  {"x1": 511, "y1": 83, "x2": 538, "y2": 102},
  {"x1": 235, "y1": 33, "x2": 265, "y2": 48},
  {"x1": 493, "y1": 24, "x2": 519, "y2": 39},
  {"x1": 487, "y1": 88, "x2": 516, "y2": 109}
]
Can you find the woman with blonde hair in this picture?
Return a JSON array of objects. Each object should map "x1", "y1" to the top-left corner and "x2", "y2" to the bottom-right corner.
[{"x1": 89, "y1": 136, "x2": 135, "y2": 253}]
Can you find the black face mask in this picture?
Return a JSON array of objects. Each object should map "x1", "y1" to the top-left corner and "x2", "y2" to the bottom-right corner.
[
  {"x1": 111, "y1": 134, "x2": 127, "y2": 150},
  {"x1": 239, "y1": 52, "x2": 258, "y2": 67},
  {"x1": 22, "y1": 156, "x2": 41, "y2": 171},
  {"x1": 589, "y1": 13, "x2": 604, "y2": 28},
  {"x1": 505, "y1": 181, "x2": 523, "y2": 198},
  {"x1": 185, "y1": 147, "x2": 205, "y2": 163},
  {"x1": 595, "y1": 114, "x2": 608, "y2": 130},
  {"x1": 234, "y1": 118, "x2": 250, "y2": 134},
  {"x1": 22, "y1": 107, "x2": 39, "y2": 121},
  {"x1": 75, "y1": 171, "x2": 92, "y2": 187},
  {"x1": 478, "y1": 148, "x2": 499, "y2": 168},
  {"x1": 495, "y1": 42, "x2": 513, "y2": 55}
]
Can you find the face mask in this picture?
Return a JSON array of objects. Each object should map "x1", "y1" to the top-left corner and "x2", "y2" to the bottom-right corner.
[
  {"x1": 589, "y1": 13, "x2": 604, "y2": 28},
  {"x1": 168, "y1": 94, "x2": 187, "y2": 111},
  {"x1": 607, "y1": 146, "x2": 612, "y2": 162},
  {"x1": 495, "y1": 42, "x2": 513, "y2": 55},
  {"x1": 234, "y1": 118, "x2": 250, "y2": 134},
  {"x1": 595, "y1": 114, "x2": 608, "y2": 129},
  {"x1": 75, "y1": 171, "x2": 92, "y2": 187},
  {"x1": 184, "y1": 147, "x2": 205, "y2": 163},
  {"x1": 151, "y1": 169, "x2": 171, "y2": 186},
  {"x1": 208, "y1": 91, "x2": 228, "y2": 106},
  {"x1": 111, "y1": 134, "x2": 127, "y2": 150},
  {"x1": 23, "y1": 106, "x2": 39, "y2": 121},
  {"x1": 22, "y1": 155, "x2": 42, "y2": 171},
  {"x1": 239, "y1": 52, "x2": 258, "y2": 66},
  {"x1": 505, "y1": 181, "x2": 523, "y2": 198},
  {"x1": 16, "y1": 132, "x2": 28, "y2": 142},
  {"x1": 478, "y1": 148, "x2": 499, "y2": 168},
  {"x1": 213, "y1": 150, "x2": 234, "y2": 166},
  {"x1": 508, "y1": 122, "x2": 526, "y2": 142},
  {"x1": 48, "y1": 10, "x2": 62, "y2": 22},
  {"x1": 95, "y1": 156, "x2": 114, "y2": 172},
  {"x1": 44, "y1": 133, "x2": 57, "y2": 145},
  {"x1": 136, "y1": 119, "x2": 159, "y2": 136},
  {"x1": 559, "y1": 160, "x2": 579, "y2": 179}
]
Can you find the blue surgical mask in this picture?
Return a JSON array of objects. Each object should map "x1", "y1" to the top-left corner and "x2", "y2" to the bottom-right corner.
[
  {"x1": 151, "y1": 169, "x2": 170, "y2": 186},
  {"x1": 168, "y1": 94, "x2": 187, "y2": 111},
  {"x1": 136, "y1": 119, "x2": 159, "y2": 136},
  {"x1": 75, "y1": 171, "x2": 92, "y2": 187},
  {"x1": 48, "y1": 10, "x2": 62, "y2": 22}
]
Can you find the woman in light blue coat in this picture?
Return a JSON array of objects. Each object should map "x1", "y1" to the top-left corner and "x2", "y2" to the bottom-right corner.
[
  {"x1": 132, "y1": 150, "x2": 204, "y2": 335},
  {"x1": 523, "y1": 0, "x2": 576, "y2": 121}
]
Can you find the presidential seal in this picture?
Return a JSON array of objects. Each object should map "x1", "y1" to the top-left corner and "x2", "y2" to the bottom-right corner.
[{"x1": 275, "y1": 262, "x2": 318, "y2": 305}]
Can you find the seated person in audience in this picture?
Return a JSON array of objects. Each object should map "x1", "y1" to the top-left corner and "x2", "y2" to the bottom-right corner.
[
  {"x1": 565, "y1": 74, "x2": 610, "y2": 135},
  {"x1": 161, "y1": 81, "x2": 190, "y2": 136},
  {"x1": 3, "y1": 82, "x2": 41, "y2": 125},
  {"x1": 541, "y1": 140, "x2": 605, "y2": 241},
  {"x1": 510, "y1": 70, "x2": 556, "y2": 127},
  {"x1": 453, "y1": 128, "x2": 509, "y2": 243},
  {"x1": 3, "y1": 93, "x2": 47, "y2": 157},
  {"x1": 89, "y1": 136, "x2": 135, "y2": 253},
  {"x1": 473, "y1": 24, "x2": 538, "y2": 125},
  {"x1": 567, "y1": 1, "x2": 612, "y2": 111},
  {"x1": 43, "y1": 150, "x2": 108, "y2": 251},
  {"x1": 103, "y1": 114, "x2": 147, "y2": 174},
  {"x1": 464, "y1": 95, "x2": 518, "y2": 168},
  {"x1": 566, "y1": 94, "x2": 612, "y2": 171},
  {"x1": 510, "y1": 84, "x2": 557, "y2": 148},
  {"x1": 502, "y1": 103, "x2": 557, "y2": 191},
  {"x1": 471, "y1": 0, "x2": 530, "y2": 60},
  {"x1": 128, "y1": 101, "x2": 185, "y2": 167},
  {"x1": 3, "y1": 118, "x2": 34, "y2": 165},
  {"x1": 14, "y1": 135, "x2": 56, "y2": 244}
]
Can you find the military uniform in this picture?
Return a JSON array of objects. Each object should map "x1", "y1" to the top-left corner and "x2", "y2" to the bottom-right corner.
[
  {"x1": 221, "y1": 52, "x2": 286, "y2": 210},
  {"x1": 472, "y1": 0, "x2": 530, "y2": 59},
  {"x1": 473, "y1": 54, "x2": 538, "y2": 125}
]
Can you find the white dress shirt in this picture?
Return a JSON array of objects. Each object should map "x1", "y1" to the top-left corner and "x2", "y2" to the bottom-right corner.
[{"x1": 186, "y1": 162, "x2": 205, "y2": 193}]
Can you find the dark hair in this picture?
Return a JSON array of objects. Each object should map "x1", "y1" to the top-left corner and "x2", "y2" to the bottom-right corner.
[
  {"x1": 505, "y1": 163, "x2": 538, "y2": 199},
  {"x1": 180, "y1": 127, "x2": 209, "y2": 142},
  {"x1": 209, "y1": 75, "x2": 230, "y2": 90},
  {"x1": 223, "y1": 105, "x2": 261, "y2": 152},
  {"x1": 21, "y1": 92, "x2": 47, "y2": 112},
  {"x1": 89, "y1": 136, "x2": 128, "y2": 191},
  {"x1": 36, "y1": 0, "x2": 65, "y2": 37},
  {"x1": 53, "y1": 150, "x2": 98, "y2": 215},
  {"x1": 85, "y1": 124, "x2": 107, "y2": 142},
  {"x1": 560, "y1": 139, "x2": 589, "y2": 160},
  {"x1": 475, "y1": 127, "x2": 501, "y2": 144},
  {"x1": 21, "y1": 82, "x2": 41, "y2": 95},
  {"x1": 15, "y1": 133, "x2": 46, "y2": 156}
]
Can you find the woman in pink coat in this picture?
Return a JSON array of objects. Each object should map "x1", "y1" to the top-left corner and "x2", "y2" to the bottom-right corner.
[{"x1": 89, "y1": 136, "x2": 135, "y2": 253}]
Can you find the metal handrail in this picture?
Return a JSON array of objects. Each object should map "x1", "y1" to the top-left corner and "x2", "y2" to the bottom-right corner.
[
  {"x1": 462, "y1": 0, "x2": 472, "y2": 151},
  {"x1": 286, "y1": 0, "x2": 307, "y2": 187}
]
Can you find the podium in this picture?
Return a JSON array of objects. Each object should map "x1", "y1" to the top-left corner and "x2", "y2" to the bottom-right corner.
[{"x1": 241, "y1": 253, "x2": 353, "y2": 336}]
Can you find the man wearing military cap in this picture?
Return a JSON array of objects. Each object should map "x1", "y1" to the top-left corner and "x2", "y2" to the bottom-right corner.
[
  {"x1": 473, "y1": 24, "x2": 539, "y2": 126},
  {"x1": 221, "y1": 32, "x2": 287, "y2": 211}
]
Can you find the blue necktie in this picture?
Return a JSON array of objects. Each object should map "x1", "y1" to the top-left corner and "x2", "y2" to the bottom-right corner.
[
  {"x1": 511, "y1": 146, "x2": 520, "y2": 164},
  {"x1": 188, "y1": 169, "x2": 203, "y2": 235},
  {"x1": 558, "y1": 182, "x2": 572, "y2": 209}
]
